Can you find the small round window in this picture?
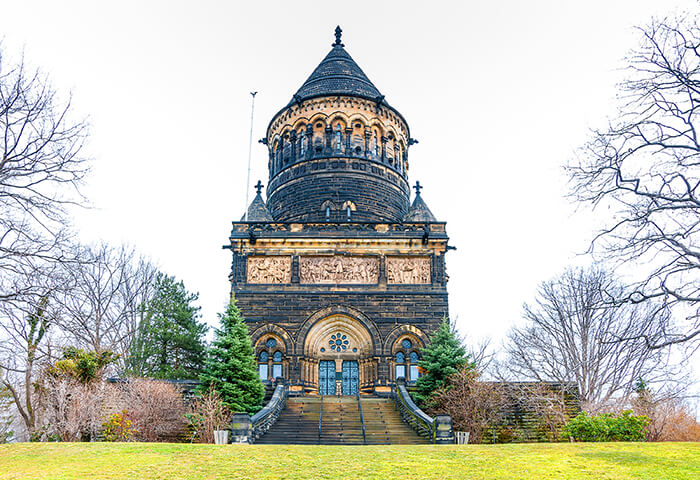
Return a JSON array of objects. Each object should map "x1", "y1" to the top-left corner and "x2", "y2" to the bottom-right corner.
[
  {"x1": 259, "y1": 351, "x2": 269, "y2": 362},
  {"x1": 266, "y1": 338, "x2": 277, "y2": 348},
  {"x1": 401, "y1": 339, "x2": 413, "y2": 349}
]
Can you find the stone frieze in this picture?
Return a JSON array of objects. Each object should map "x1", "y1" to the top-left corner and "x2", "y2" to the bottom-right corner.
[
  {"x1": 299, "y1": 256, "x2": 379, "y2": 284},
  {"x1": 247, "y1": 256, "x2": 291, "y2": 284},
  {"x1": 386, "y1": 256, "x2": 431, "y2": 284}
]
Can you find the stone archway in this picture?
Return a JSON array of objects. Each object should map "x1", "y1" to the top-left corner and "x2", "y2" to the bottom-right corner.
[{"x1": 300, "y1": 312, "x2": 377, "y2": 394}]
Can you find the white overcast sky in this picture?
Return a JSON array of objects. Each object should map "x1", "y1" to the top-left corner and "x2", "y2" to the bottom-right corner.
[{"x1": 1, "y1": 1, "x2": 698, "y2": 369}]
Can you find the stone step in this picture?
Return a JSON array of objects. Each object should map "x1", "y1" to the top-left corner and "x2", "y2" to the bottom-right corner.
[{"x1": 255, "y1": 396, "x2": 429, "y2": 445}]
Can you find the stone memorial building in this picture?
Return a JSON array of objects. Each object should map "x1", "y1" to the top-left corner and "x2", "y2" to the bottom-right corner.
[{"x1": 226, "y1": 27, "x2": 451, "y2": 396}]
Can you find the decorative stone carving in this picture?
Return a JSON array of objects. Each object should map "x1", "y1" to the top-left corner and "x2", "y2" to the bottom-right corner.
[
  {"x1": 299, "y1": 256, "x2": 379, "y2": 284},
  {"x1": 387, "y1": 257, "x2": 431, "y2": 284},
  {"x1": 247, "y1": 256, "x2": 291, "y2": 284}
]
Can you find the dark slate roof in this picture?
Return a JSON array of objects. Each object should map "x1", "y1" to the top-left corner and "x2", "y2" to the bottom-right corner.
[
  {"x1": 404, "y1": 192, "x2": 437, "y2": 222},
  {"x1": 241, "y1": 192, "x2": 274, "y2": 222},
  {"x1": 289, "y1": 39, "x2": 384, "y2": 105}
]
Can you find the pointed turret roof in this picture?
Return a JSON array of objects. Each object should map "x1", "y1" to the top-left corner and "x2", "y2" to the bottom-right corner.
[
  {"x1": 241, "y1": 182, "x2": 274, "y2": 222},
  {"x1": 289, "y1": 26, "x2": 385, "y2": 105},
  {"x1": 404, "y1": 181, "x2": 437, "y2": 222}
]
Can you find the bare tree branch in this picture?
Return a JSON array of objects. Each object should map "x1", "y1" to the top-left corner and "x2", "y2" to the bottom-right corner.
[{"x1": 568, "y1": 15, "x2": 700, "y2": 350}]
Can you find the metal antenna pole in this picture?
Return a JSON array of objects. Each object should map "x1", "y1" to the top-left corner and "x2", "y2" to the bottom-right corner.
[{"x1": 244, "y1": 91, "x2": 257, "y2": 221}]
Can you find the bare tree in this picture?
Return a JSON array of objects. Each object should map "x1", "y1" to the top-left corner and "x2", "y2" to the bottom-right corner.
[
  {"x1": 54, "y1": 243, "x2": 157, "y2": 366},
  {"x1": 429, "y1": 365, "x2": 507, "y2": 444},
  {"x1": 0, "y1": 264, "x2": 66, "y2": 438},
  {"x1": 506, "y1": 267, "x2": 674, "y2": 412},
  {"x1": 568, "y1": 14, "x2": 700, "y2": 350},
  {"x1": 0, "y1": 46, "x2": 88, "y2": 303},
  {"x1": 36, "y1": 376, "x2": 111, "y2": 442}
]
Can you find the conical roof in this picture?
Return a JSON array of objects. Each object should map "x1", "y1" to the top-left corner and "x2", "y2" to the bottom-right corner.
[
  {"x1": 289, "y1": 26, "x2": 385, "y2": 105},
  {"x1": 241, "y1": 191, "x2": 274, "y2": 222},
  {"x1": 404, "y1": 183, "x2": 437, "y2": 222}
]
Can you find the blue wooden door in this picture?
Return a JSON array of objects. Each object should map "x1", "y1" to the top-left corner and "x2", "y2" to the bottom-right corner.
[
  {"x1": 318, "y1": 360, "x2": 336, "y2": 395},
  {"x1": 342, "y1": 361, "x2": 359, "y2": 395}
]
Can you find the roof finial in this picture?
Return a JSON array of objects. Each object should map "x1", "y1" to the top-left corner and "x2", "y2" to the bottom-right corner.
[
  {"x1": 414, "y1": 181, "x2": 423, "y2": 196},
  {"x1": 255, "y1": 180, "x2": 263, "y2": 195},
  {"x1": 334, "y1": 25, "x2": 344, "y2": 47}
]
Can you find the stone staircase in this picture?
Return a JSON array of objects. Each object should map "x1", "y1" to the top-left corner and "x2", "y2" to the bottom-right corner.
[
  {"x1": 254, "y1": 397, "x2": 321, "y2": 445},
  {"x1": 255, "y1": 395, "x2": 428, "y2": 445},
  {"x1": 320, "y1": 396, "x2": 364, "y2": 445},
  {"x1": 362, "y1": 397, "x2": 430, "y2": 444}
]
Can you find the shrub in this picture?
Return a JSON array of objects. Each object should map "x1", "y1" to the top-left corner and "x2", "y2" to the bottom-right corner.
[
  {"x1": 632, "y1": 387, "x2": 700, "y2": 441},
  {"x1": 102, "y1": 410, "x2": 137, "y2": 442},
  {"x1": 186, "y1": 387, "x2": 232, "y2": 444},
  {"x1": 563, "y1": 410, "x2": 649, "y2": 442},
  {"x1": 117, "y1": 379, "x2": 187, "y2": 442}
]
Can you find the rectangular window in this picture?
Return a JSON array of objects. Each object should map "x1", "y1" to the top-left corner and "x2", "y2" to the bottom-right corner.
[
  {"x1": 272, "y1": 364, "x2": 282, "y2": 379},
  {"x1": 395, "y1": 365, "x2": 406, "y2": 380},
  {"x1": 258, "y1": 364, "x2": 269, "y2": 380},
  {"x1": 409, "y1": 365, "x2": 419, "y2": 382}
]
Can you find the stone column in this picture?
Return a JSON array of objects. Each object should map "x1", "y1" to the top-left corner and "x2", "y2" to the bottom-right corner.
[
  {"x1": 290, "y1": 131, "x2": 297, "y2": 163},
  {"x1": 344, "y1": 127, "x2": 352, "y2": 155}
]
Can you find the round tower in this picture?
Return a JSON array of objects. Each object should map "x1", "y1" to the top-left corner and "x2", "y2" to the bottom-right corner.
[{"x1": 264, "y1": 27, "x2": 414, "y2": 223}]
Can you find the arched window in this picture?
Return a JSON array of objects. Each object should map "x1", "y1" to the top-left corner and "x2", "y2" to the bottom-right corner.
[
  {"x1": 299, "y1": 133, "x2": 306, "y2": 156},
  {"x1": 258, "y1": 351, "x2": 269, "y2": 380},
  {"x1": 395, "y1": 351, "x2": 406, "y2": 380},
  {"x1": 335, "y1": 123, "x2": 342, "y2": 151},
  {"x1": 272, "y1": 351, "x2": 283, "y2": 379},
  {"x1": 342, "y1": 201, "x2": 355, "y2": 221},
  {"x1": 409, "y1": 351, "x2": 420, "y2": 382},
  {"x1": 394, "y1": 337, "x2": 421, "y2": 383}
]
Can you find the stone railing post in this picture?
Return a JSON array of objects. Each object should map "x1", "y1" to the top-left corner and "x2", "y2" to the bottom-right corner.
[
  {"x1": 433, "y1": 415, "x2": 454, "y2": 444},
  {"x1": 230, "y1": 413, "x2": 252, "y2": 444}
]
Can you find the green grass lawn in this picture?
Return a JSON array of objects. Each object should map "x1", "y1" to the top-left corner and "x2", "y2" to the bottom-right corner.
[{"x1": 0, "y1": 442, "x2": 698, "y2": 480}]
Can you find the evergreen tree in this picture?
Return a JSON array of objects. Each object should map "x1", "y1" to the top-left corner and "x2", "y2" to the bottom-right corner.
[
  {"x1": 414, "y1": 318, "x2": 471, "y2": 407},
  {"x1": 126, "y1": 273, "x2": 207, "y2": 379},
  {"x1": 199, "y1": 297, "x2": 264, "y2": 414}
]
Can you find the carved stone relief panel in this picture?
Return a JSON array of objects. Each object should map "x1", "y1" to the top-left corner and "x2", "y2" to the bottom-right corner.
[
  {"x1": 299, "y1": 256, "x2": 379, "y2": 284},
  {"x1": 386, "y1": 257, "x2": 431, "y2": 284},
  {"x1": 247, "y1": 256, "x2": 292, "y2": 284}
]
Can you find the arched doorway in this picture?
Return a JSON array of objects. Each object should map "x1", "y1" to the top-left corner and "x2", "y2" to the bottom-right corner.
[{"x1": 301, "y1": 313, "x2": 374, "y2": 395}]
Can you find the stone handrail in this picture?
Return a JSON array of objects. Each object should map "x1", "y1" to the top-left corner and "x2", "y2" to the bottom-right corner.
[
  {"x1": 318, "y1": 395, "x2": 323, "y2": 444},
  {"x1": 393, "y1": 377, "x2": 453, "y2": 444},
  {"x1": 356, "y1": 391, "x2": 366, "y2": 445},
  {"x1": 230, "y1": 378, "x2": 287, "y2": 443}
]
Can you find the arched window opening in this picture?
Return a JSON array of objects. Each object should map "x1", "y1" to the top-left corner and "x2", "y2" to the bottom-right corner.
[
  {"x1": 409, "y1": 351, "x2": 420, "y2": 382},
  {"x1": 335, "y1": 123, "x2": 343, "y2": 151},
  {"x1": 321, "y1": 200, "x2": 336, "y2": 221},
  {"x1": 394, "y1": 337, "x2": 421, "y2": 383},
  {"x1": 272, "y1": 351, "x2": 283, "y2": 379},
  {"x1": 258, "y1": 351, "x2": 269, "y2": 380},
  {"x1": 341, "y1": 201, "x2": 356, "y2": 221},
  {"x1": 395, "y1": 351, "x2": 406, "y2": 380}
]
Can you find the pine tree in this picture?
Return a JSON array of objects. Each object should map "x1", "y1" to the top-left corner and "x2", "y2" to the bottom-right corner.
[
  {"x1": 199, "y1": 297, "x2": 264, "y2": 414},
  {"x1": 414, "y1": 318, "x2": 471, "y2": 407},
  {"x1": 126, "y1": 273, "x2": 207, "y2": 379}
]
